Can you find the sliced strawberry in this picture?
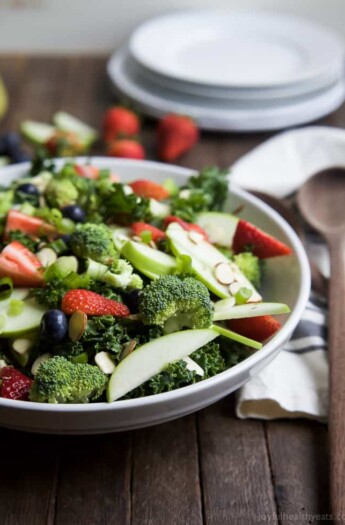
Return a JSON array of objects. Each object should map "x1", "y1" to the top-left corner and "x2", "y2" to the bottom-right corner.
[
  {"x1": 5, "y1": 210, "x2": 56, "y2": 239},
  {"x1": 131, "y1": 222, "x2": 166, "y2": 242},
  {"x1": 107, "y1": 139, "x2": 145, "y2": 160},
  {"x1": 62, "y1": 289, "x2": 130, "y2": 317},
  {"x1": 102, "y1": 106, "x2": 140, "y2": 142},
  {"x1": 163, "y1": 215, "x2": 209, "y2": 241},
  {"x1": 233, "y1": 219, "x2": 292, "y2": 259},
  {"x1": 0, "y1": 367, "x2": 33, "y2": 400},
  {"x1": 157, "y1": 114, "x2": 199, "y2": 161},
  {"x1": 129, "y1": 179, "x2": 169, "y2": 201},
  {"x1": 0, "y1": 241, "x2": 43, "y2": 287},
  {"x1": 227, "y1": 315, "x2": 281, "y2": 342},
  {"x1": 75, "y1": 165, "x2": 100, "y2": 180},
  {"x1": 74, "y1": 165, "x2": 120, "y2": 183}
]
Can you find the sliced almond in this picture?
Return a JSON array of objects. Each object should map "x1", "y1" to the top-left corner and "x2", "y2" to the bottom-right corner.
[
  {"x1": 229, "y1": 282, "x2": 241, "y2": 295},
  {"x1": 215, "y1": 263, "x2": 235, "y2": 285},
  {"x1": 149, "y1": 240, "x2": 157, "y2": 249},
  {"x1": 0, "y1": 359, "x2": 8, "y2": 370},
  {"x1": 31, "y1": 353, "x2": 51, "y2": 376},
  {"x1": 189, "y1": 231, "x2": 204, "y2": 244},
  {"x1": 132, "y1": 235, "x2": 142, "y2": 243},
  {"x1": 95, "y1": 352, "x2": 115, "y2": 375},
  {"x1": 12, "y1": 338, "x2": 34, "y2": 355}
]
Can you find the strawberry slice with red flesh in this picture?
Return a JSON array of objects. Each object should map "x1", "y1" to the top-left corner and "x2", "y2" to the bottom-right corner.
[
  {"x1": 233, "y1": 219, "x2": 292, "y2": 259},
  {"x1": 0, "y1": 241, "x2": 43, "y2": 287},
  {"x1": 131, "y1": 222, "x2": 166, "y2": 242},
  {"x1": 5, "y1": 210, "x2": 56, "y2": 239},
  {"x1": 129, "y1": 179, "x2": 169, "y2": 201},
  {"x1": 0, "y1": 367, "x2": 33, "y2": 400},
  {"x1": 74, "y1": 165, "x2": 100, "y2": 180},
  {"x1": 227, "y1": 315, "x2": 281, "y2": 343},
  {"x1": 75, "y1": 164, "x2": 120, "y2": 183},
  {"x1": 62, "y1": 289, "x2": 130, "y2": 317},
  {"x1": 163, "y1": 215, "x2": 209, "y2": 241}
]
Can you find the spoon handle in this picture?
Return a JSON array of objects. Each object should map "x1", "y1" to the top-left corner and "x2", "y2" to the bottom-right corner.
[{"x1": 328, "y1": 234, "x2": 345, "y2": 515}]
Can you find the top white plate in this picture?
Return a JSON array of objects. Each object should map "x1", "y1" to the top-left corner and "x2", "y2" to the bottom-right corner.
[{"x1": 129, "y1": 10, "x2": 344, "y2": 89}]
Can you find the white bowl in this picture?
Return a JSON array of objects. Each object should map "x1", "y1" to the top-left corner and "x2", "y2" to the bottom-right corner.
[{"x1": 0, "y1": 158, "x2": 310, "y2": 434}]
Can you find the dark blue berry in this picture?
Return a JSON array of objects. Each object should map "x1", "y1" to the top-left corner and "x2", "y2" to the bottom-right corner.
[
  {"x1": 0, "y1": 133, "x2": 30, "y2": 164},
  {"x1": 61, "y1": 205, "x2": 86, "y2": 223},
  {"x1": 16, "y1": 183, "x2": 40, "y2": 196},
  {"x1": 40, "y1": 310, "x2": 68, "y2": 342},
  {"x1": 123, "y1": 289, "x2": 141, "y2": 313},
  {"x1": 60, "y1": 234, "x2": 71, "y2": 245}
]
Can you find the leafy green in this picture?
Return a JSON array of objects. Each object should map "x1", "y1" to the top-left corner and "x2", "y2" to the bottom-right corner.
[
  {"x1": 99, "y1": 183, "x2": 152, "y2": 224},
  {"x1": 171, "y1": 167, "x2": 229, "y2": 221},
  {"x1": 8, "y1": 230, "x2": 38, "y2": 252}
]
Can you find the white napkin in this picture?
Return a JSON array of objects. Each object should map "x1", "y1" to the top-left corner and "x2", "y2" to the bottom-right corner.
[{"x1": 232, "y1": 126, "x2": 335, "y2": 421}]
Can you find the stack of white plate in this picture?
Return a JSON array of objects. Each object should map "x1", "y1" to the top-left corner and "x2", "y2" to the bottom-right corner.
[{"x1": 107, "y1": 10, "x2": 345, "y2": 132}]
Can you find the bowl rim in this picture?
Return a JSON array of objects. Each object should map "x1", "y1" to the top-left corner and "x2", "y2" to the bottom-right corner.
[{"x1": 0, "y1": 157, "x2": 311, "y2": 413}]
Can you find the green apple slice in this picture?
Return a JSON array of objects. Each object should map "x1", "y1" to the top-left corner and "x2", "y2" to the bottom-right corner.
[
  {"x1": 196, "y1": 211, "x2": 239, "y2": 247},
  {"x1": 107, "y1": 328, "x2": 218, "y2": 401},
  {"x1": 20, "y1": 121, "x2": 55, "y2": 145},
  {"x1": 53, "y1": 111, "x2": 98, "y2": 146},
  {"x1": 111, "y1": 227, "x2": 131, "y2": 251},
  {"x1": 213, "y1": 300, "x2": 290, "y2": 321},
  {"x1": 211, "y1": 324, "x2": 262, "y2": 350},
  {"x1": 0, "y1": 289, "x2": 46, "y2": 337},
  {"x1": 166, "y1": 223, "x2": 260, "y2": 300},
  {"x1": 120, "y1": 239, "x2": 176, "y2": 279}
]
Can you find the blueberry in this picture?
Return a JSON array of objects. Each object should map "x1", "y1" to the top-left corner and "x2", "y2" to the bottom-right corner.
[
  {"x1": 61, "y1": 205, "x2": 86, "y2": 223},
  {"x1": 40, "y1": 310, "x2": 68, "y2": 342},
  {"x1": 60, "y1": 234, "x2": 71, "y2": 245},
  {"x1": 0, "y1": 133, "x2": 30, "y2": 164},
  {"x1": 123, "y1": 289, "x2": 141, "y2": 313},
  {"x1": 16, "y1": 183, "x2": 40, "y2": 196}
]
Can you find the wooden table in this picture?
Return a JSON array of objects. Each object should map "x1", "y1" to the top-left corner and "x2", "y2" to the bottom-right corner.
[{"x1": 0, "y1": 56, "x2": 331, "y2": 525}]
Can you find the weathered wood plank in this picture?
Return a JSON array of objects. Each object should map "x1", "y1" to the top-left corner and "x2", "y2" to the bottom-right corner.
[
  {"x1": 0, "y1": 429, "x2": 59, "y2": 525},
  {"x1": 266, "y1": 421, "x2": 329, "y2": 525},
  {"x1": 131, "y1": 415, "x2": 203, "y2": 525},
  {"x1": 198, "y1": 398, "x2": 278, "y2": 525},
  {"x1": 54, "y1": 433, "x2": 131, "y2": 525}
]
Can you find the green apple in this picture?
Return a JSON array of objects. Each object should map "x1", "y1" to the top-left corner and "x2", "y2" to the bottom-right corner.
[
  {"x1": 213, "y1": 300, "x2": 290, "y2": 321},
  {"x1": 120, "y1": 239, "x2": 176, "y2": 279},
  {"x1": 53, "y1": 111, "x2": 98, "y2": 147},
  {"x1": 166, "y1": 223, "x2": 260, "y2": 300},
  {"x1": 0, "y1": 289, "x2": 46, "y2": 337},
  {"x1": 196, "y1": 211, "x2": 239, "y2": 247},
  {"x1": 107, "y1": 328, "x2": 218, "y2": 401},
  {"x1": 20, "y1": 121, "x2": 55, "y2": 145}
]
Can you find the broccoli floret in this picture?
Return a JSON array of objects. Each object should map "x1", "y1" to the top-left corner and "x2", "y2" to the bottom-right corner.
[
  {"x1": 29, "y1": 356, "x2": 108, "y2": 404},
  {"x1": 86, "y1": 258, "x2": 143, "y2": 290},
  {"x1": 70, "y1": 223, "x2": 118, "y2": 265},
  {"x1": 45, "y1": 178, "x2": 79, "y2": 208},
  {"x1": 139, "y1": 275, "x2": 213, "y2": 333},
  {"x1": 233, "y1": 252, "x2": 262, "y2": 288}
]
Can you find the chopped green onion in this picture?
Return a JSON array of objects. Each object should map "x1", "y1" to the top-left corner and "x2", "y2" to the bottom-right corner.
[
  {"x1": 0, "y1": 277, "x2": 13, "y2": 301},
  {"x1": 48, "y1": 238, "x2": 68, "y2": 255},
  {"x1": 140, "y1": 230, "x2": 152, "y2": 244},
  {"x1": 8, "y1": 299, "x2": 24, "y2": 317},
  {"x1": 234, "y1": 287, "x2": 253, "y2": 305},
  {"x1": 98, "y1": 169, "x2": 111, "y2": 180},
  {"x1": 175, "y1": 254, "x2": 192, "y2": 274},
  {"x1": 20, "y1": 202, "x2": 36, "y2": 216},
  {"x1": 163, "y1": 178, "x2": 179, "y2": 196},
  {"x1": 71, "y1": 352, "x2": 89, "y2": 364}
]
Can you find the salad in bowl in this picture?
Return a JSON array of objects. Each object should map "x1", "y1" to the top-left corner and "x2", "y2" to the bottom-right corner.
[{"x1": 0, "y1": 156, "x2": 296, "y2": 410}]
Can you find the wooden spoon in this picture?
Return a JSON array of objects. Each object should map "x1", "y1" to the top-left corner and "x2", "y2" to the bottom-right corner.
[{"x1": 297, "y1": 167, "x2": 345, "y2": 515}]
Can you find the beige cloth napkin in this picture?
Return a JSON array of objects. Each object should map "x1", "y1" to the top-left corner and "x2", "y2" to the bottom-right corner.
[{"x1": 231, "y1": 126, "x2": 333, "y2": 421}]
